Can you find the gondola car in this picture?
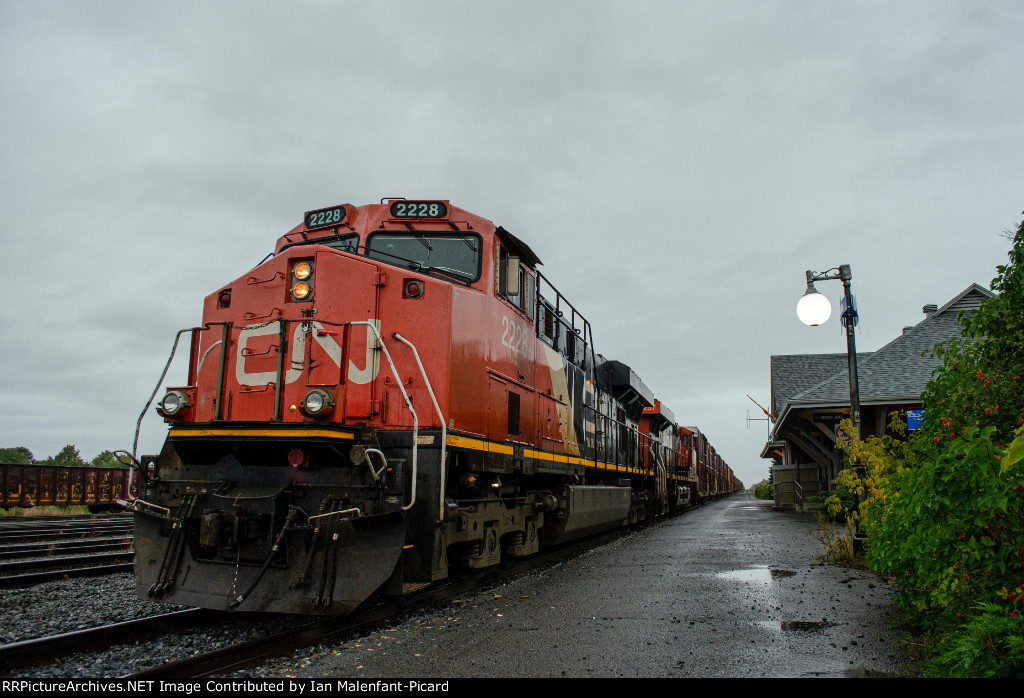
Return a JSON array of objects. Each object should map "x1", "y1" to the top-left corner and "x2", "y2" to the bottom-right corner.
[
  {"x1": 130, "y1": 199, "x2": 741, "y2": 614},
  {"x1": 1, "y1": 462, "x2": 129, "y2": 512}
]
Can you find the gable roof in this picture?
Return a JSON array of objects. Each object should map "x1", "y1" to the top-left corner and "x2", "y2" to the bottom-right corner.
[
  {"x1": 780, "y1": 284, "x2": 994, "y2": 411},
  {"x1": 769, "y1": 353, "x2": 870, "y2": 417}
]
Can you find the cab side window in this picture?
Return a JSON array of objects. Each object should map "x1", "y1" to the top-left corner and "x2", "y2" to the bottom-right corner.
[{"x1": 497, "y1": 244, "x2": 534, "y2": 320}]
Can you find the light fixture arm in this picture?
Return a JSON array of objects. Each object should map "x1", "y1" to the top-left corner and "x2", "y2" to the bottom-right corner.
[{"x1": 805, "y1": 267, "x2": 844, "y2": 284}]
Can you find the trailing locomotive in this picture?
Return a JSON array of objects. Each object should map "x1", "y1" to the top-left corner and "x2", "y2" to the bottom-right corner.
[{"x1": 131, "y1": 199, "x2": 741, "y2": 614}]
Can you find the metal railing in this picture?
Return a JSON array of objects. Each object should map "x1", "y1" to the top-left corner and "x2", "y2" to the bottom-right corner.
[{"x1": 136, "y1": 317, "x2": 446, "y2": 513}]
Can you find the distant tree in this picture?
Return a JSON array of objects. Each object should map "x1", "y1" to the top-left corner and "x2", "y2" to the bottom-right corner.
[
  {"x1": 90, "y1": 450, "x2": 126, "y2": 468},
  {"x1": 49, "y1": 444, "x2": 88, "y2": 468},
  {"x1": 0, "y1": 446, "x2": 34, "y2": 464}
]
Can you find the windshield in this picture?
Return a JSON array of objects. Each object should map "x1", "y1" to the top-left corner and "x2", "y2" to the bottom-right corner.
[
  {"x1": 279, "y1": 233, "x2": 359, "y2": 255},
  {"x1": 365, "y1": 232, "x2": 481, "y2": 283}
]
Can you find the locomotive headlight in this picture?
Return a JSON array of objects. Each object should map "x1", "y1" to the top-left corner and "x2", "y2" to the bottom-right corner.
[
  {"x1": 293, "y1": 262, "x2": 312, "y2": 280},
  {"x1": 301, "y1": 388, "x2": 334, "y2": 417},
  {"x1": 292, "y1": 281, "x2": 311, "y2": 299},
  {"x1": 160, "y1": 390, "x2": 191, "y2": 417}
]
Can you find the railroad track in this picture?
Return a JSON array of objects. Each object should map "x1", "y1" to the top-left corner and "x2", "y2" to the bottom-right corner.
[
  {"x1": 2, "y1": 514, "x2": 683, "y2": 678},
  {"x1": 0, "y1": 514, "x2": 130, "y2": 532},
  {"x1": 0, "y1": 515, "x2": 134, "y2": 587},
  {"x1": 0, "y1": 537, "x2": 134, "y2": 561},
  {"x1": 0, "y1": 513, "x2": 132, "y2": 536},
  {"x1": 0, "y1": 609, "x2": 213, "y2": 673},
  {"x1": 127, "y1": 526, "x2": 636, "y2": 678}
]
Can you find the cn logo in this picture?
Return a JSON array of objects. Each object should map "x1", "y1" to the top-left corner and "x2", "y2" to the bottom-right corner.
[{"x1": 235, "y1": 320, "x2": 380, "y2": 386}]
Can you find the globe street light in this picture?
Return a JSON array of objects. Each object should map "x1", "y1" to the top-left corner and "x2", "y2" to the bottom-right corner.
[
  {"x1": 797, "y1": 282, "x2": 832, "y2": 326},
  {"x1": 798, "y1": 265, "x2": 861, "y2": 437}
]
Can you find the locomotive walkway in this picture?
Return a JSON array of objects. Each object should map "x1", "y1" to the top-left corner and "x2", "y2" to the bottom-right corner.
[{"x1": 255, "y1": 495, "x2": 917, "y2": 678}]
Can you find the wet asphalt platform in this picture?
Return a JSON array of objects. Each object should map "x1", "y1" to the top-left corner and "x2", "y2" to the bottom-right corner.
[{"x1": 260, "y1": 494, "x2": 916, "y2": 678}]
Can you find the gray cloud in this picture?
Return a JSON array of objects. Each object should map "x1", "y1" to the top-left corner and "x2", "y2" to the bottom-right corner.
[{"x1": 1, "y1": 1, "x2": 1022, "y2": 485}]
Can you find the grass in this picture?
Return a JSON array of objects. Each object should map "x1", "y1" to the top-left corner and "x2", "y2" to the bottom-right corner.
[
  {"x1": 0, "y1": 505, "x2": 92, "y2": 516},
  {"x1": 814, "y1": 516, "x2": 867, "y2": 567}
]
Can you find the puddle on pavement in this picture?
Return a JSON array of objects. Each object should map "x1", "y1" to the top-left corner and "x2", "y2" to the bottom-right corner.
[
  {"x1": 780, "y1": 620, "x2": 837, "y2": 631},
  {"x1": 718, "y1": 566, "x2": 771, "y2": 584},
  {"x1": 716, "y1": 566, "x2": 797, "y2": 584},
  {"x1": 754, "y1": 620, "x2": 838, "y2": 632}
]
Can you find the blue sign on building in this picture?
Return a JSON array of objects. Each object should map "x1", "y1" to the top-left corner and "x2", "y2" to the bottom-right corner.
[{"x1": 907, "y1": 409, "x2": 924, "y2": 430}]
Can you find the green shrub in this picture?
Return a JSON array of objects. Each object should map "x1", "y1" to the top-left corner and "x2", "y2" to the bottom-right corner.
[
  {"x1": 923, "y1": 603, "x2": 1024, "y2": 678},
  {"x1": 831, "y1": 218, "x2": 1024, "y2": 676}
]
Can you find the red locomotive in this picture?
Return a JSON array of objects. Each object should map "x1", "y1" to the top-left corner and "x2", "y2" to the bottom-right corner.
[{"x1": 131, "y1": 199, "x2": 741, "y2": 614}]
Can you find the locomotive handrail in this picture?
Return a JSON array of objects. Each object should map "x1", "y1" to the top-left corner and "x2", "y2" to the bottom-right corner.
[
  {"x1": 535, "y1": 270, "x2": 594, "y2": 370},
  {"x1": 195, "y1": 340, "x2": 223, "y2": 377},
  {"x1": 392, "y1": 331, "x2": 448, "y2": 523},
  {"x1": 135, "y1": 321, "x2": 236, "y2": 470},
  {"x1": 585, "y1": 403, "x2": 676, "y2": 475},
  {"x1": 133, "y1": 327, "x2": 195, "y2": 459},
  {"x1": 307, "y1": 507, "x2": 362, "y2": 525},
  {"x1": 243, "y1": 308, "x2": 283, "y2": 320},
  {"x1": 246, "y1": 270, "x2": 284, "y2": 285},
  {"x1": 211, "y1": 481, "x2": 290, "y2": 500},
  {"x1": 363, "y1": 448, "x2": 388, "y2": 482},
  {"x1": 126, "y1": 497, "x2": 171, "y2": 518},
  {"x1": 350, "y1": 321, "x2": 419, "y2": 511}
]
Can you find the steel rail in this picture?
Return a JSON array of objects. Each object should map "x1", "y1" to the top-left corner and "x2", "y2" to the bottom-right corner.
[
  {"x1": 0, "y1": 538, "x2": 133, "y2": 560},
  {"x1": 0, "y1": 562, "x2": 134, "y2": 588},
  {"x1": 0, "y1": 525, "x2": 133, "y2": 543},
  {"x1": 0, "y1": 608, "x2": 212, "y2": 672},
  {"x1": 0, "y1": 551, "x2": 133, "y2": 574}
]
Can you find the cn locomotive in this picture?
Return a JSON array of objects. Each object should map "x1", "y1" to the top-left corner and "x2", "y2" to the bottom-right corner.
[{"x1": 131, "y1": 199, "x2": 741, "y2": 614}]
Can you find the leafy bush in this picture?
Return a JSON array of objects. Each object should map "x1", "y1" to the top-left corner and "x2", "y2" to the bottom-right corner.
[
  {"x1": 923, "y1": 603, "x2": 1024, "y2": 678},
  {"x1": 821, "y1": 484, "x2": 858, "y2": 522},
  {"x1": 866, "y1": 427, "x2": 1024, "y2": 629},
  {"x1": 832, "y1": 217, "x2": 1024, "y2": 676},
  {"x1": 918, "y1": 217, "x2": 1024, "y2": 452}
]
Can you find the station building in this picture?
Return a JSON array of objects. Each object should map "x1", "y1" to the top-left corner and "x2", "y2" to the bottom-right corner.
[{"x1": 761, "y1": 283, "x2": 993, "y2": 509}]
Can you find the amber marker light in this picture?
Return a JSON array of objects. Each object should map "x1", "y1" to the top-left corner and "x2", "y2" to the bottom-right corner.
[
  {"x1": 293, "y1": 262, "x2": 312, "y2": 280},
  {"x1": 292, "y1": 281, "x2": 311, "y2": 299}
]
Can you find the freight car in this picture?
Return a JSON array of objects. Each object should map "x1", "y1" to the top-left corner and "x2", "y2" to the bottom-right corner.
[
  {"x1": 129, "y1": 199, "x2": 741, "y2": 614},
  {"x1": 0, "y1": 462, "x2": 130, "y2": 512}
]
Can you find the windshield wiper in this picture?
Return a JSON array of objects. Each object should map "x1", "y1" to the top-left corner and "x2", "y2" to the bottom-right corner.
[
  {"x1": 414, "y1": 233, "x2": 433, "y2": 252},
  {"x1": 426, "y1": 265, "x2": 473, "y2": 280},
  {"x1": 408, "y1": 262, "x2": 473, "y2": 283}
]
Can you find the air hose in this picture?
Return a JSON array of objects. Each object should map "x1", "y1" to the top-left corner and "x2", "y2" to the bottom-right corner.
[{"x1": 229, "y1": 506, "x2": 302, "y2": 610}]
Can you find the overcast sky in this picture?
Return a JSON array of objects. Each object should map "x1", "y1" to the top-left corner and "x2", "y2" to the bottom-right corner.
[{"x1": 2, "y1": 1, "x2": 1022, "y2": 487}]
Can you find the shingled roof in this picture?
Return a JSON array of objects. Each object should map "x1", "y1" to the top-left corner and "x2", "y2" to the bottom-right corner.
[
  {"x1": 769, "y1": 353, "x2": 871, "y2": 417},
  {"x1": 776, "y1": 283, "x2": 994, "y2": 416}
]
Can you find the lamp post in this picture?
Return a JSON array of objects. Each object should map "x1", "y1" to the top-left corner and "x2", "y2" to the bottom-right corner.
[
  {"x1": 798, "y1": 265, "x2": 866, "y2": 551},
  {"x1": 797, "y1": 264, "x2": 861, "y2": 438}
]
